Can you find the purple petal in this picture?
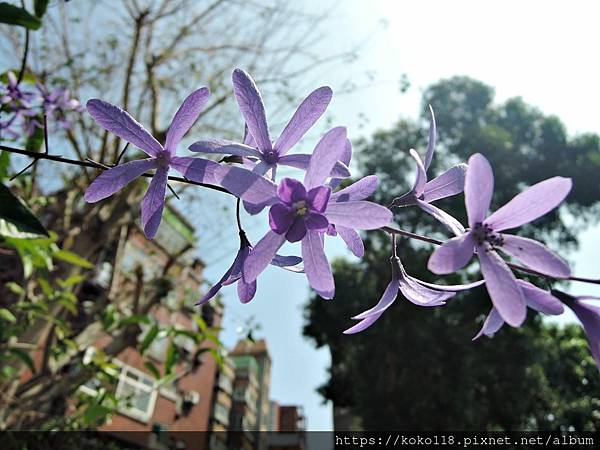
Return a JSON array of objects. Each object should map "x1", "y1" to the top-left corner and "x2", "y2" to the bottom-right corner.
[
  {"x1": 472, "y1": 307, "x2": 504, "y2": 341},
  {"x1": 170, "y1": 156, "x2": 224, "y2": 185},
  {"x1": 189, "y1": 139, "x2": 262, "y2": 158},
  {"x1": 564, "y1": 297, "x2": 600, "y2": 370},
  {"x1": 286, "y1": 218, "x2": 308, "y2": 242},
  {"x1": 352, "y1": 280, "x2": 399, "y2": 320},
  {"x1": 485, "y1": 177, "x2": 572, "y2": 231},
  {"x1": 517, "y1": 280, "x2": 564, "y2": 315},
  {"x1": 340, "y1": 138, "x2": 352, "y2": 166},
  {"x1": 270, "y1": 254, "x2": 304, "y2": 273},
  {"x1": 243, "y1": 231, "x2": 286, "y2": 283},
  {"x1": 330, "y1": 175, "x2": 378, "y2": 203},
  {"x1": 84, "y1": 158, "x2": 157, "y2": 203},
  {"x1": 238, "y1": 278, "x2": 257, "y2": 303},
  {"x1": 465, "y1": 153, "x2": 494, "y2": 227},
  {"x1": 165, "y1": 87, "x2": 210, "y2": 153},
  {"x1": 500, "y1": 234, "x2": 570, "y2": 278},
  {"x1": 399, "y1": 273, "x2": 455, "y2": 307},
  {"x1": 427, "y1": 232, "x2": 475, "y2": 274},
  {"x1": 86, "y1": 99, "x2": 163, "y2": 157},
  {"x1": 223, "y1": 246, "x2": 248, "y2": 286},
  {"x1": 329, "y1": 139, "x2": 353, "y2": 189},
  {"x1": 216, "y1": 166, "x2": 278, "y2": 207},
  {"x1": 232, "y1": 69, "x2": 271, "y2": 152},
  {"x1": 336, "y1": 225, "x2": 364, "y2": 258},
  {"x1": 324, "y1": 201, "x2": 392, "y2": 230},
  {"x1": 422, "y1": 164, "x2": 467, "y2": 203},
  {"x1": 416, "y1": 278, "x2": 485, "y2": 292},
  {"x1": 408, "y1": 149, "x2": 428, "y2": 196},
  {"x1": 277, "y1": 178, "x2": 307, "y2": 204},
  {"x1": 252, "y1": 161, "x2": 272, "y2": 177},
  {"x1": 243, "y1": 124, "x2": 257, "y2": 147},
  {"x1": 330, "y1": 161, "x2": 351, "y2": 179},
  {"x1": 478, "y1": 248, "x2": 526, "y2": 327},
  {"x1": 275, "y1": 86, "x2": 333, "y2": 156},
  {"x1": 302, "y1": 230, "x2": 335, "y2": 299},
  {"x1": 243, "y1": 200, "x2": 269, "y2": 215},
  {"x1": 141, "y1": 166, "x2": 168, "y2": 239},
  {"x1": 423, "y1": 105, "x2": 436, "y2": 170},
  {"x1": 307, "y1": 186, "x2": 331, "y2": 212},
  {"x1": 268, "y1": 203, "x2": 294, "y2": 234},
  {"x1": 277, "y1": 153, "x2": 310, "y2": 171},
  {"x1": 305, "y1": 212, "x2": 329, "y2": 231},
  {"x1": 416, "y1": 200, "x2": 465, "y2": 236},
  {"x1": 343, "y1": 312, "x2": 383, "y2": 334},
  {"x1": 196, "y1": 261, "x2": 236, "y2": 305},
  {"x1": 304, "y1": 127, "x2": 347, "y2": 190}
]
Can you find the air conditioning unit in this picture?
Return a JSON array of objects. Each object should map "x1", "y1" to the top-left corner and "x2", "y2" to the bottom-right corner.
[{"x1": 183, "y1": 390, "x2": 200, "y2": 405}]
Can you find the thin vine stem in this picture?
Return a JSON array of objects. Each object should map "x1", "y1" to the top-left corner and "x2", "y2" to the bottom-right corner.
[
  {"x1": 16, "y1": 1, "x2": 29, "y2": 86},
  {"x1": 2, "y1": 144, "x2": 599, "y2": 287},
  {"x1": 383, "y1": 225, "x2": 600, "y2": 286},
  {"x1": 0, "y1": 144, "x2": 231, "y2": 194}
]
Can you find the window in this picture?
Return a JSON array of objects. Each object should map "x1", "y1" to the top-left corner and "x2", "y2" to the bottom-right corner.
[
  {"x1": 214, "y1": 403, "x2": 229, "y2": 426},
  {"x1": 115, "y1": 364, "x2": 158, "y2": 423},
  {"x1": 218, "y1": 373, "x2": 233, "y2": 394}
]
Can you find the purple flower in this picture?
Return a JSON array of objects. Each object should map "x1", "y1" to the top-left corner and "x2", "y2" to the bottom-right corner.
[
  {"x1": 196, "y1": 232, "x2": 303, "y2": 305},
  {"x1": 391, "y1": 106, "x2": 466, "y2": 235},
  {"x1": 473, "y1": 280, "x2": 564, "y2": 340},
  {"x1": 428, "y1": 153, "x2": 572, "y2": 327},
  {"x1": 84, "y1": 88, "x2": 226, "y2": 239},
  {"x1": 189, "y1": 68, "x2": 349, "y2": 181},
  {"x1": 324, "y1": 138, "x2": 371, "y2": 258},
  {"x1": 242, "y1": 127, "x2": 392, "y2": 299},
  {"x1": 344, "y1": 256, "x2": 485, "y2": 334},
  {"x1": 0, "y1": 71, "x2": 34, "y2": 109},
  {"x1": 37, "y1": 84, "x2": 83, "y2": 129},
  {"x1": 553, "y1": 290, "x2": 600, "y2": 371}
]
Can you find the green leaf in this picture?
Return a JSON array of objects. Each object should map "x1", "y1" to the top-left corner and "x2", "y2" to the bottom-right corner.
[
  {"x1": 0, "y1": 183, "x2": 48, "y2": 238},
  {"x1": 165, "y1": 341, "x2": 178, "y2": 375},
  {"x1": 0, "y1": 308, "x2": 16, "y2": 323},
  {"x1": 0, "y1": 151, "x2": 9, "y2": 182},
  {"x1": 119, "y1": 314, "x2": 151, "y2": 327},
  {"x1": 144, "y1": 361, "x2": 161, "y2": 380},
  {"x1": 83, "y1": 401, "x2": 112, "y2": 425},
  {"x1": 172, "y1": 328, "x2": 200, "y2": 344},
  {"x1": 140, "y1": 324, "x2": 159, "y2": 355},
  {"x1": 57, "y1": 274, "x2": 86, "y2": 288},
  {"x1": 0, "y1": 2, "x2": 42, "y2": 30},
  {"x1": 38, "y1": 277, "x2": 53, "y2": 297},
  {"x1": 25, "y1": 118, "x2": 44, "y2": 152},
  {"x1": 33, "y1": 0, "x2": 49, "y2": 18},
  {"x1": 8, "y1": 348, "x2": 35, "y2": 372},
  {"x1": 5, "y1": 235, "x2": 54, "y2": 275},
  {"x1": 5, "y1": 281, "x2": 24, "y2": 295},
  {"x1": 53, "y1": 249, "x2": 93, "y2": 269}
]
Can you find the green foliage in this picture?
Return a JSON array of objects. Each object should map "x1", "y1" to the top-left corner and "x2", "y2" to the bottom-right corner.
[
  {"x1": 0, "y1": 2, "x2": 42, "y2": 29},
  {"x1": 0, "y1": 182, "x2": 49, "y2": 239},
  {"x1": 33, "y1": 0, "x2": 49, "y2": 18},
  {"x1": 304, "y1": 77, "x2": 600, "y2": 431},
  {"x1": 24, "y1": 116, "x2": 45, "y2": 152}
]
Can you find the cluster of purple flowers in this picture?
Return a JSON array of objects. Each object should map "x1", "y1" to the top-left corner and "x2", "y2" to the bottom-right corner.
[
  {"x1": 84, "y1": 68, "x2": 391, "y2": 304},
  {"x1": 83, "y1": 68, "x2": 600, "y2": 371},
  {"x1": 0, "y1": 71, "x2": 82, "y2": 140}
]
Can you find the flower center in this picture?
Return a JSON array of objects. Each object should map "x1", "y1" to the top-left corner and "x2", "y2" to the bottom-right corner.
[
  {"x1": 263, "y1": 150, "x2": 278, "y2": 164},
  {"x1": 473, "y1": 222, "x2": 504, "y2": 248},
  {"x1": 156, "y1": 151, "x2": 171, "y2": 168},
  {"x1": 292, "y1": 200, "x2": 308, "y2": 217}
]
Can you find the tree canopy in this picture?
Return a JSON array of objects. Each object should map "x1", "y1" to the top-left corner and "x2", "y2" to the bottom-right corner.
[{"x1": 304, "y1": 76, "x2": 600, "y2": 431}]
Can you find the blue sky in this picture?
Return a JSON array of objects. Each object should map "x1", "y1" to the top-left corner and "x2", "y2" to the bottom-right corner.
[{"x1": 197, "y1": 0, "x2": 600, "y2": 432}]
